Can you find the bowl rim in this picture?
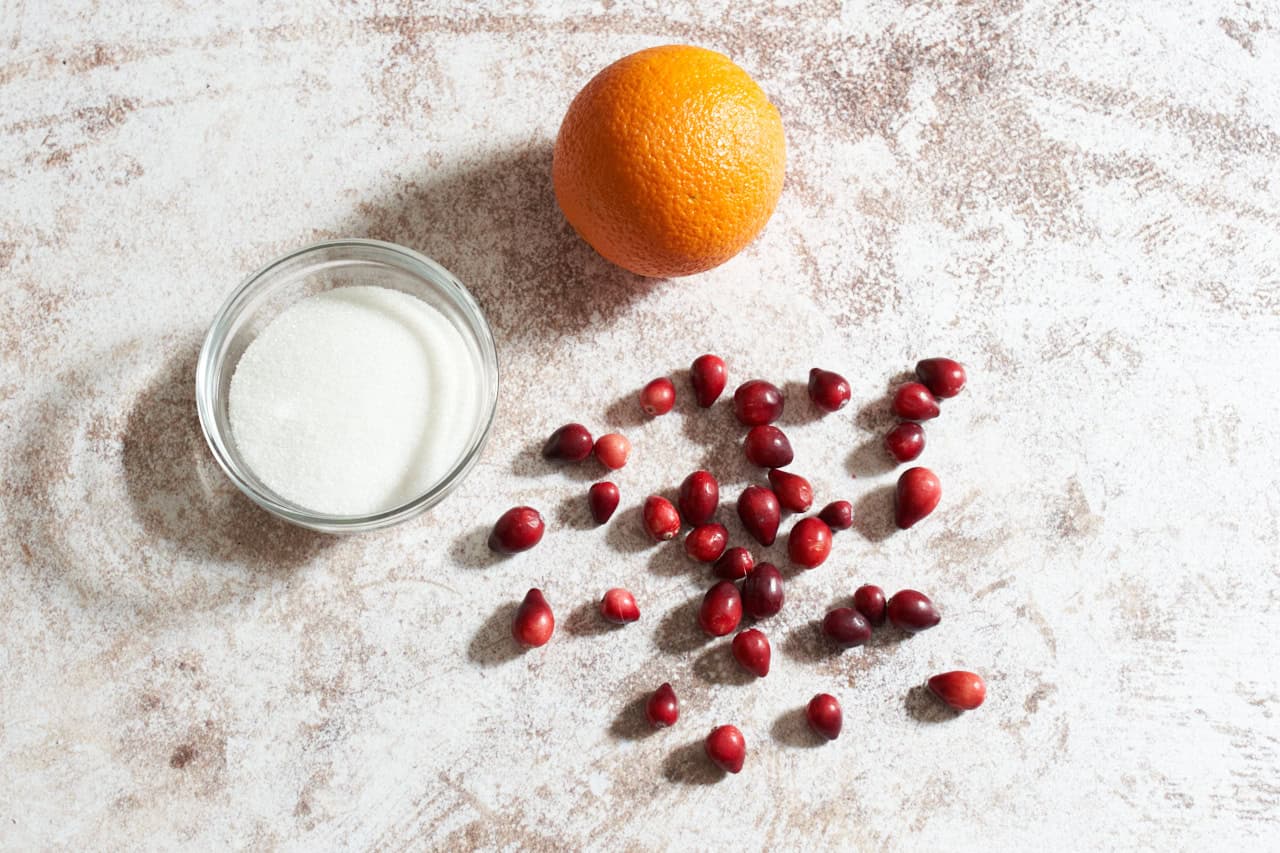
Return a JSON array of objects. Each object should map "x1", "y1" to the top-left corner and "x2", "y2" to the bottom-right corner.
[{"x1": 195, "y1": 237, "x2": 499, "y2": 533}]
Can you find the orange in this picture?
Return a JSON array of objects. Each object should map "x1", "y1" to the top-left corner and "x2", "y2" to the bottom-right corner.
[{"x1": 552, "y1": 45, "x2": 786, "y2": 278}]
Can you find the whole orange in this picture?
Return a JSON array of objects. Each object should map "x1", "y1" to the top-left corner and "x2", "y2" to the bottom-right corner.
[{"x1": 552, "y1": 45, "x2": 786, "y2": 278}]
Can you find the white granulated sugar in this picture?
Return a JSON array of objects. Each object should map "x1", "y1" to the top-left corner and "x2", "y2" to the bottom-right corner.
[{"x1": 228, "y1": 286, "x2": 480, "y2": 516}]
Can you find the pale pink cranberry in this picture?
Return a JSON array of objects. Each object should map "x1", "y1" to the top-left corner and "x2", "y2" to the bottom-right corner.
[
  {"x1": 594, "y1": 433, "x2": 631, "y2": 469},
  {"x1": 639, "y1": 377, "x2": 676, "y2": 416}
]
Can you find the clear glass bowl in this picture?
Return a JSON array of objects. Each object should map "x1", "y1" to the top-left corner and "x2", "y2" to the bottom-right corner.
[{"x1": 196, "y1": 239, "x2": 499, "y2": 533}]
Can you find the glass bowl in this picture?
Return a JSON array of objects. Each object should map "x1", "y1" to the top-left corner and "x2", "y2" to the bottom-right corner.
[{"x1": 195, "y1": 238, "x2": 499, "y2": 533}]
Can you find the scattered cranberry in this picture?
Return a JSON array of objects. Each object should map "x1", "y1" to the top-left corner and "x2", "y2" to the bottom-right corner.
[
  {"x1": 594, "y1": 432, "x2": 631, "y2": 469},
  {"x1": 690, "y1": 354, "x2": 728, "y2": 408},
  {"x1": 542, "y1": 423, "x2": 593, "y2": 462},
  {"x1": 743, "y1": 424, "x2": 794, "y2": 468},
  {"x1": 646, "y1": 682, "x2": 679, "y2": 727},
  {"x1": 698, "y1": 580, "x2": 742, "y2": 637},
  {"x1": 807, "y1": 368, "x2": 851, "y2": 413},
  {"x1": 677, "y1": 470, "x2": 719, "y2": 526},
  {"x1": 600, "y1": 588, "x2": 640, "y2": 624},
  {"x1": 512, "y1": 588, "x2": 554, "y2": 647},
  {"x1": 895, "y1": 466, "x2": 941, "y2": 529},
  {"x1": 737, "y1": 486, "x2": 781, "y2": 546},
  {"x1": 822, "y1": 607, "x2": 871, "y2": 648},
  {"x1": 642, "y1": 495, "x2": 681, "y2": 541},
  {"x1": 886, "y1": 589, "x2": 940, "y2": 632},
  {"x1": 767, "y1": 468, "x2": 813, "y2": 512},
  {"x1": 685, "y1": 523, "x2": 729, "y2": 563},
  {"x1": 853, "y1": 584, "x2": 887, "y2": 626},
  {"x1": 806, "y1": 693, "x2": 843, "y2": 740},
  {"x1": 818, "y1": 500, "x2": 853, "y2": 530},
  {"x1": 916, "y1": 357, "x2": 967, "y2": 398},
  {"x1": 704, "y1": 724, "x2": 746, "y2": 773},
  {"x1": 892, "y1": 382, "x2": 940, "y2": 420},
  {"x1": 885, "y1": 422, "x2": 925, "y2": 463},
  {"x1": 714, "y1": 547, "x2": 754, "y2": 580},
  {"x1": 928, "y1": 670, "x2": 986, "y2": 710},
  {"x1": 741, "y1": 563, "x2": 784, "y2": 619},
  {"x1": 489, "y1": 506, "x2": 545, "y2": 554},
  {"x1": 731, "y1": 629, "x2": 771, "y2": 677},
  {"x1": 733, "y1": 380, "x2": 784, "y2": 426},
  {"x1": 787, "y1": 517, "x2": 832, "y2": 569},
  {"x1": 639, "y1": 377, "x2": 676, "y2": 416},
  {"x1": 587, "y1": 481, "x2": 619, "y2": 524}
]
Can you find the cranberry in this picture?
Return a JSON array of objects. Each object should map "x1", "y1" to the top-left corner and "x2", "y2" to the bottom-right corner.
[
  {"x1": 639, "y1": 377, "x2": 676, "y2": 416},
  {"x1": 600, "y1": 588, "x2": 640, "y2": 624},
  {"x1": 685, "y1": 523, "x2": 729, "y2": 563},
  {"x1": 806, "y1": 693, "x2": 843, "y2": 740},
  {"x1": 885, "y1": 422, "x2": 925, "y2": 463},
  {"x1": 677, "y1": 470, "x2": 719, "y2": 526},
  {"x1": 928, "y1": 670, "x2": 986, "y2": 710},
  {"x1": 822, "y1": 607, "x2": 871, "y2": 648},
  {"x1": 767, "y1": 469, "x2": 813, "y2": 513},
  {"x1": 587, "y1": 481, "x2": 620, "y2": 524},
  {"x1": 892, "y1": 382, "x2": 940, "y2": 420},
  {"x1": 690, "y1": 354, "x2": 728, "y2": 408},
  {"x1": 698, "y1": 580, "x2": 742, "y2": 637},
  {"x1": 886, "y1": 589, "x2": 940, "y2": 632},
  {"x1": 853, "y1": 584, "x2": 887, "y2": 626},
  {"x1": 787, "y1": 517, "x2": 832, "y2": 569},
  {"x1": 916, "y1": 357, "x2": 967, "y2": 398},
  {"x1": 895, "y1": 466, "x2": 941, "y2": 529},
  {"x1": 646, "y1": 682, "x2": 679, "y2": 727},
  {"x1": 733, "y1": 379, "x2": 784, "y2": 426},
  {"x1": 489, "y1": 506, "x2": 545, "y2": 554},
  {"x1": 594, "y1": 433, "x2": 631, "y2": 469},
  {"x1": 642, "y1": 495, "x2": 681, "y2": 541},
  {"x1": 704, "y1": 724, "x2": 746, "y2": 773},
  {"x1": 818, "y1": 500, "x2": 853, "y2": 531},
  {"x1": 731, "y1": 629, "x2": 771, "y2": 677},
  {"x1": 741, "y1": 563, "x2": 784, "y2": 619},
  {"x1": 512, "y1": 588, "x2": 554, "y2": 647},
  {"x1": 743, "y1": 425, "x2": 793, "y2": 468},
  {"x1": 807, "y1": 368, "x2": 851, "y2": 413},
  {"x1": 542, "y1": 423, "x2": 593, "y2": 462},
  {"x1": 737, "y1": 485, "x2": 780, "y2": 546},
  {"x1": 714, "y1": 547, "x2": 754, "y2": 580}
]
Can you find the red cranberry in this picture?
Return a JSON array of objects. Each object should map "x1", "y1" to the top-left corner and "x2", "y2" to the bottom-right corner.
[
  {"x1": 646, "y1": 682, "x2": 679, "y2": 727},
  {"x1": 714, "y1": 547, "x2": 754, "y2": 580},
  {"x1": 886, "y1": 589, "x2": 940, "y2": 632},
  {"x1": 743, "y1": 425, "x2": 793, "y2": 468},
  {"x1": 806, "y1": 693, "x2": 843, "y2": 740},
  {"x1": 737, "y1": 486, "x2": 780, "y2": 546},
  {"x1": 807, "y1": 368, "x2": 851, "y2": 413},
  {"x1": 916, "y1": 357, "x2": 967, "y2": 398},
  {"x1": 704, "y1": 724, "x2": 746, "y2": 773},
  {"x1": 639, "y1": 377, "x2": 676, "y2": 416},
  {"x1": 787, "y1": 517, "x2": 832, "y2": 569},
  {"x1": 690, "y1": 354, "x2": 728, "y2": 407},
  {"x1": 600, "y1": 588, "x2": 640, "y2": 624},
  {"x1": 822, "y1": 607, "x2": 871, "y2": 648},
  {"x1": 512, "y1": 588, "x2": 554, "y2": 647},
  {"x1": 594, "y1": 433, "x2": 631, "y2": 469},
  {"x1": 642, "y1": 495, "x2": 681, "y2": 541},
  {"x1": 892, "y1": 382, "x2": 940, "y2": 420},
  {"x1": 698, "y1": 580, "x2": 742, "y2": 637},
  {"x1": 677, "y1": 470, "x2": 719, "y2": 526},
  {"x1": 489, "y1": 506, "x2": 545, "y2": 554},
  {"x1": 885, "y1": 422, "x2": 925, "y2": 463},
  {"x1": 731, "y1": 629, "x2": 771, "y2": 677},
  {"x1": 767, "y1": 469, "x2": 813, "y2": 512},
  {"x1": 685, "y1": 523, "x2": 729, "y2": 563},
  {"x1": 542, "y1": 423, "x2": 593, "y2": 462},
  {"x1": 733, "y1": 380, "x2": 784, "y2": 426},
  {"x1": 587, "y1": 481, "x2": 619, "y2": 524},
  {"x1": 853, "y1": 584, "x2": 887, "y2": 626},
  {"x1": 895, "y1": 466, "x2": 941, "y2": 529},
  {"x1": 928, "y1": 671, "x2": 986, "y2": 710},
  {"x1": 741, "y1": 563, "x2": 784, "y2": 619},
  {"x1": 818, "y1": 500, "x2": 853, "y2": 530}
]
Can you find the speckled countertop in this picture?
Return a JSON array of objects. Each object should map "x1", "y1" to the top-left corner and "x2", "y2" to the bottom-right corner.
[{"x1": 2, "y1": 2, "x2": 1278, "y2": 850}]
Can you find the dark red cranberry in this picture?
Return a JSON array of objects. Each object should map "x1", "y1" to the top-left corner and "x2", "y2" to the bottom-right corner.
[
  {"x1": 767, "y1": 469, "x2": 813, "y2": 512},
  {"x1": 885, "y1": 422, "x2": 925, "y2": 463},
  {"x1": 853, "y1": 584, "x2": 887, "y2": 626},
  {"x1": 806, "y1": 693, "x2": 843, "y2": 740},
  {"x1": 639, "y1": 377, "x2": 676, "y2": 415},
  {"x1": 928, "y1": 671, "x2": 986, "y2": 710},
  {"x1": 685, "y1": 523, "x2": 729, "y2": 563},
  {"x1": 892, "y1": 382, "x2": 940, "y2": 420},
  {"x1": 743, "y1": 425, "x2": 793, "y2": 468},
  {"x1": 807, "y1": 368, "x2": 851, "y2": 413},
  {"x1": 818, "y1": 500, "x2": 853, "y2": 530},
  {"x1": 643, "y1": 495, "x2": 681, "y2": 541},
  {"x1": 731, "y1": 629, "x2": 771, "y2": 677},
  {"x1": 594, "y1": 432, "x2": 631, "y2": 469},
  {"x1": 822, "y1": 607, "x2": 871, "y2": 648},
  {"x1": 713, "y1": 546, "x2": 754, "y2": 580},
  {"x1": 886, "y1": 589, "x2": 940, "y2": 632},
  {"x1": 542, "y1": 423, "x2": 593, "y2": 462},
  {"x1": 587, "y1": 481, "x2": 620, "y2": 524},
  {"x1": 733, "y1": 379, "x2": 784, "y2": 426},
  {"x1": 916, "y1": 357, "x2": 967, "y2": 398},
  {"x1": 787, "y1": 517, "x2": 832, "y2": 569},
  {"x1": 489, "y1": 506, "x2": 545, "y2": 554},
  {"x1": 600, "y1": 588, "x2": 640, "y2": 624},
  {"x1": 895, "y1": 466, "x2": 941, "y2": 529},
  {"x1": 741, "y1": 563, "x2": 784, "y2": 619},
  {"x1": 690, "y1": 354, "x2": 728, "y2": 408},
  {"x1": 698, "y1": 580, "x2": 742, "y2": 637},
  {"x1": 677, "y1": 470, "x2": 719, "y2": 526},
  {"x1": 737, "y1": 486, "x2": 780, "y2": 546},
  {"x1": 704, "y1": 725, "x2": 745, "y2": 773},
  {"x1": 646, "y1": 682, "x2": 679, "y2": 727},
  {"x1": 512, "y1": 589, "x2": 554, "y2": 647}
]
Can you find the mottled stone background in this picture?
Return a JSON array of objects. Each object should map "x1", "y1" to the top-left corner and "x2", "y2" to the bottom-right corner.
[{"x1": 2, "y1": 1, "x2": 1278, "y2": 849}]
